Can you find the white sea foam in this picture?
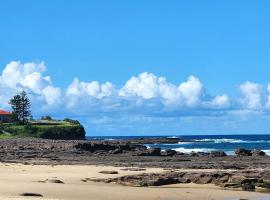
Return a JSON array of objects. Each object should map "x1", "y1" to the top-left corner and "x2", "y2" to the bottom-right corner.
[
  {"x1": 225, "y1": 151, "x2": 235, "y2": 155},
  {"x1": 193, "y1": 138, "x2": 270, "y2": 143},
  {"x1": 104, "y1": 138, "x2": 115, "y2": 141},
  {"x1": 173, "y1": 147, "x2": 216, "y2": 153},
  {"x1": 177, "y1": 142, "x2": 194, "y2": 145},
  {"x1": 167, "y1": 136, "x2": 180, "y2": 139},
  {"x1": 225, "y1": 150, "x2": 270, "y2": 156},
  {"x1": 262, "y1": 150, "x2": 270, "y2": 156}
]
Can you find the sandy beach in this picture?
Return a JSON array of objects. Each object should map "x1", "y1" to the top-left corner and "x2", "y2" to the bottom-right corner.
[{"x1": 0, "y1": 163, "x2": 269, "y2": 200}]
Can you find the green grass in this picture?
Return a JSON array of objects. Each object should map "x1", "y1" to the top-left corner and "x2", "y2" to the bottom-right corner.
[
  {"x1": 0, "y1": 134, "x2": 16, "y2": 139},
  {"x1": 1, "y1": 120, "x2": 86, "y2": 140}
]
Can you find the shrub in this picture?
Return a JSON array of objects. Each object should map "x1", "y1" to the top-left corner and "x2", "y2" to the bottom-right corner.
[
  {"x1": 38, "y1": 125, "x2": 85, "y2": 140},
  {"x1": 3, "y1": 123, "x2": 86, "y2": 140},
  {"x1": 63, "y1": 118, "x2": 80, "y2": 125},
  {"x1": 41, "y1": 115, "x2": 53, "y2": 121}
]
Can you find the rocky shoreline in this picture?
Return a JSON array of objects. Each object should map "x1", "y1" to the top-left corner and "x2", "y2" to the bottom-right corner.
[
  {"x1": 88, "y1": 169, "x2": 270, "y2": 193},
  {"x1": 0, "y1": 138, "x2": 269, "y2": 168},
  {"x1": 0, "y1": 138, "x2": 269, "y2": 193}
]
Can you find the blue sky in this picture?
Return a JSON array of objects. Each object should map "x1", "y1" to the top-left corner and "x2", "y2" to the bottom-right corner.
[{"x1": 1, "y1": 1, "x2": 270, "y2": 135}]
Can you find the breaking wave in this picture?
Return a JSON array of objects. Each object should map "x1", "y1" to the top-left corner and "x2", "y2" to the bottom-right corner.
[
  {"x1": 172, "y1": 147, "x2": 216, "y2": 153},
  {"x1": 192, "y1": 139, "x2": 270, "y2": 143}
]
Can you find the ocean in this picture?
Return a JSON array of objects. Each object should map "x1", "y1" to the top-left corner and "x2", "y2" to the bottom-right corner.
[{"x1": 86, "y1": 134, "x2": 270, "y2": 155}]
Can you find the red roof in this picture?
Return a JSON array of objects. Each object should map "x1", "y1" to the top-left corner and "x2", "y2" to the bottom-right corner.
[{"x1": 0, "y1": 110, "x2": 11, "y2": 115}]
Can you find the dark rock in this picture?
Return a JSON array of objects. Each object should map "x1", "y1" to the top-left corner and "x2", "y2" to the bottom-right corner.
[
  {"x1": 147, "y1": 148, "x2": 161, "y2": 156},
  {"x1": 20, "y1": 193, "x2": 43, "y2": 197},
  {"x1": 209, "y1": 151, "x2": 227, "y2": 157},
  {"x1": 176, "y1": 152, "x2": 185, "y2": 156},
  {"x1": 107, "y1": 172, "x2": 185, "y2": 186},
  {"x1": 133, "y1": 150, "x2": 148, "y2": 156},
  {"x1": 48, "y1": 179, "x2": 65, "y2": 184},
  {"x1": 222, "y1": 182, "x2": 241, "y2": 188},
  {"x1": 183, "y1": 173, "x2": 215, "y2": 184},
  {"x1": 134, "y1": 148, "x2": 162, "y2": 156},
  {"x1": 121, "y1": 168, "x2": 146, "y2": 171},
  {"x1": 256, "y1": 180, "x2": 270, "y2": 189},
  {"x1": 110, "y1": 148, "x2": 122, "y2": 154},
  {"x1": 163, "y1": 149, "x2": 177, "y2": 157},
  {"x1": 99, "y1": 170, "x2": 119, "y2": 174},
  {"x1": 251, "y1": 149, "x2": 266, "y2": 157},
  {"x1": 215, "y1": 174, "x2": 230, "y2": 185},
  {"x1": 189, "y1": 152, "x2": 208, "y2": 157},
  {"x1": 241, "y1": 183, "x2": 255, "y2": 191},
  {"x1": 241, "y1": 178, "x2": 259, "y2": 185},
  {"x1": 235, "y1": 148, "x2": 252, "y2": 156}
]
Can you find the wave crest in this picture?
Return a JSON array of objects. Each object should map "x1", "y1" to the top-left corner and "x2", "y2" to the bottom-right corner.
[{"x1": 192, "y1": 138, "x2": 270, "y2": 143}]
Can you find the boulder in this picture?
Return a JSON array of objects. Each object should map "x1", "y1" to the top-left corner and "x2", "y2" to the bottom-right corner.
[
  {"x1": 147, "y1": 148, "x2": 161, "y2": 156},
  {"x1": 241, "y1": 183, "x2": 255, "y2": 191},
  {"x1": 251, "y1": 149, "x2": 266, "y2": 157},
  {"x1": 215, "y1": 174, "x2": 230, "y2": 185},
  {"x1": 256, "y1": 180, "x2": 270, "y2": 189},
  {"x1": 134, "y1": 148, "x2": 162, "y2": 156},
  {"x1": 209, "y1": 151, "x2": 227, "y2": 157},
  {"x1": 48, "y1": 179, "x2": 65, "y2": 184},
  {"x1": 222, "y1": 182, "x2": 241, "y2": 188},
  {"x1": 163, "y1": 149, "x2": 177, "y2": 157},
  {"x1": 99, "y1": 170, "x2": 119, "y2": 174},
  {"x1": 235, "y1": 148, "x2": 252, "y2": 156},
  {"x1": 20, "y1": 193, "x2": 43, "y2": 197}
]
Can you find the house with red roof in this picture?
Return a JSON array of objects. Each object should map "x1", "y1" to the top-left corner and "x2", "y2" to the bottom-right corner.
[{"x1": 0, "y1": 110, "x2": 12, "y2": 122}]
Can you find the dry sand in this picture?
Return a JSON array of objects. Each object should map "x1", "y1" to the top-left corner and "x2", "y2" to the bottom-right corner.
[{"x1": 0, "y1": 163, "x2": 268, "y2": 200}]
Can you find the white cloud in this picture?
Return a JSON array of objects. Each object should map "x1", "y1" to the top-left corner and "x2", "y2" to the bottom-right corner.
[
  {"x1": 265, "y1": 84, "x2": 270, "y2": 108},
  {"x1": 1, "y1": 60, "x2": 270, "y2": 120},
  {"x1": 0, "y1": 61, "x2": 61, "y2": 110},
  {"x1": 1, "y1": 61, "x2": 47, "y2": 89},
  {"x1": 42, "y1": 86, "x2": 61, "y2": 106},
  {"x1": 209, "y1": 94, "x2": 230, "y2": 108},
  {"x1": 178, "y1": 76, "x2": 203, "y2": 107},
  {"x1": 119, "y1": 72, "x2": 161, "y2": 99},
  {"x1": 119, "y1": 73, "x2": 204, "y2": 109},
  {"x1": 67, "y1": 78, "x2": 115, "y2": 98},
  {"x1": 239, "y1": 81, "x2": 262, "y2": 110}
]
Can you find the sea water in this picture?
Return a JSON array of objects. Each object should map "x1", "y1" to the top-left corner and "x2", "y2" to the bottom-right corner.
[{"x1": 86, "y1": 134, "x2": 270, "y2": 155}]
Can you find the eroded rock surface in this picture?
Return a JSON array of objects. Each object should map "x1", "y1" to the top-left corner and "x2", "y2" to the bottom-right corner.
[{"x1": 0, "y1": 138, "x2": 269, "y2": 172}]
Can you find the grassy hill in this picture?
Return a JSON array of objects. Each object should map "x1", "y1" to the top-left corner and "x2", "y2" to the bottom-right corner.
[{"x1": 0, "y1": 119, "x2": 86, "y2": 140}]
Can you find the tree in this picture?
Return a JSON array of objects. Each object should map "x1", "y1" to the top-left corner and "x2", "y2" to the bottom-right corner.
[
  {"x1": 9, "y1": 94, "x2": 21, "y2": 122},
  {"x1": 9, "y1": 91, "x2": 31, "y2": 124},
  {"x1": 20, "y1": 91, "x2": 31, "y2": 124}
]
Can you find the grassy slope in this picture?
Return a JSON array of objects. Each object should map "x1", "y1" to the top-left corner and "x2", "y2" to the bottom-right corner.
[{"x1": 1, "y1": 121, "x2": 86, "y2": 140}]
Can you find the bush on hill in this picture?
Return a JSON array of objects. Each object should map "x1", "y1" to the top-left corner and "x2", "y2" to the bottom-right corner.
[
  {"x1": 63, "y1": 118, "x2": 81, "y2": 125},
  {"x1": 3, "y1": 122, "x2": 86, "y2": 140}
]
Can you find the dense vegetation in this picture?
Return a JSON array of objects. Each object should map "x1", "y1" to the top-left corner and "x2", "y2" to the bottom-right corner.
[
  {"x1": 1, "y1": 91, "x2": 86, "y2": 140},
  {"x1": 1, "y1": 120, "x2": 86, "y2": 140}
]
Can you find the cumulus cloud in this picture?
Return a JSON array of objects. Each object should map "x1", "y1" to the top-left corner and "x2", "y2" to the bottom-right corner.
[
  {"x1": 1, "y1": 60, "x2": 270, "y2": 120},
  {"x1": 67, "y1": 78, "x2": 115, "y2": 98},
  {"x1": 119, "y1": 73, "x2": 204, "y2": 109},
  {"x1": 178, "y1": 76, "x2": 203, "y2": 107},
  {"x1": 0, "y1": 61, "x2": 61, "y2": 111},
  {"x1": 267, "y1": 84, "x2": 270, "y2": 108},
  {"x1": 208, "y1": 94, "x2": 230, "y2": 109},
  {"x1": 239, "y1": 81, "x2": 262, "y2": 110}
]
